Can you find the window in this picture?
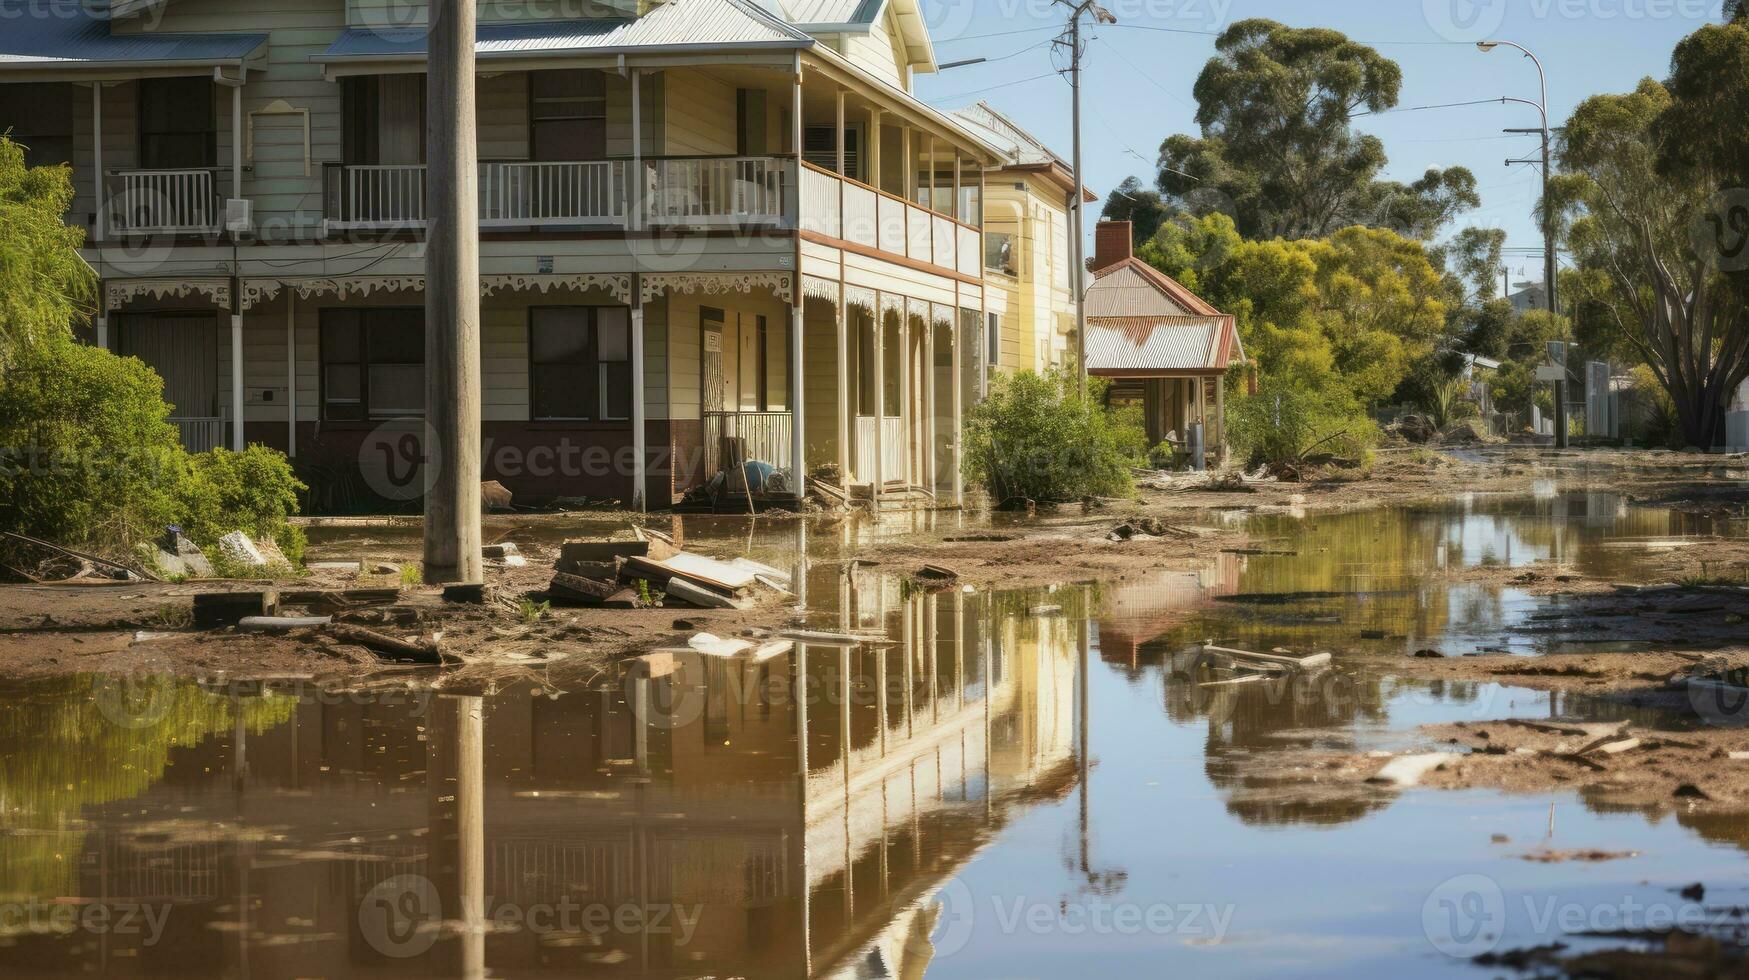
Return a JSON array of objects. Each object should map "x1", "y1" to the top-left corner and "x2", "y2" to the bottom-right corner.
[
  {"x1": 0, "y1": 83, "x2": 72, "y2": 168},
  {"x1": 529, "y1": 306, "x2": 632, "y2": 422},
  {"x1": 139, "y1": 77, "x2": 215, "y2": 169},
  {"x1": 321, "y1": 308, "x2": 425, "y2": 421},
  {"x1": 986, "y1": 312, "x2": 1001, "y2": 368},
  {"x1": 531, "y1": 70, "x2": 606, "y2": 161},
  {"x1": 985, "y1": 231, "x2": 1016, "y2": 276}
]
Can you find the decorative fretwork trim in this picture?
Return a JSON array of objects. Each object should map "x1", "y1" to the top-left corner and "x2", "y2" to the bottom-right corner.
[
  {"x1": 238, "y1": 279, "x2": 282, "y2": 311},
  {"x1": 801, "y1": 275, "x2": 840, "y2": 305},
  {"x1": 844, "y1": 285, "x2": 877, "y2": 315},
  {"x1": 105, "y1": 279, "x2": 231, "y2": 311},
  {"x1": 641, "y1": 272, "x2": 793, "y2": 306},
  {"x1": 481, "y1": 274, "x2": 632, "y2": 304},
  {"x1": 290, "y1": 276, "x2": 426, "y2": 301}
]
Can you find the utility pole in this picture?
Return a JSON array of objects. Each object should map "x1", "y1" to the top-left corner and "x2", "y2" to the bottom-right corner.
[
  {"x1": 424, "y1": 0, "x2": 482, "y2": 584},
  {"x1": 1054, "y1": 1, "x2": 1116, "y2": 394}
]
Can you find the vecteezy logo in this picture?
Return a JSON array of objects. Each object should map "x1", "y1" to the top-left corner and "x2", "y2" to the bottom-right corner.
[
  {"x1": 921, "y1": 0, "x2": 978, "y2": 44},
  {"x1": 905, "y1": 876, "x2": 976, "y2": 960},
  {"x1": 358, "y1": 419, "x2": 439, "y2": 502},
  {"x1": 1691, "y1": 188, "x2": 1749, "y2": 274},
  {"x1": 1423, "y1": 0, "x2": 1508, "y2": 42},
  {"x1": 1422, "y1": 873, "x2": 1506, "y2": 958},
  {"x1": 359, "y1": 874, "x2": 442, "y2": 958},
  {"x1": 92, "y1": 673, "x2": 180, "y2": 730}
]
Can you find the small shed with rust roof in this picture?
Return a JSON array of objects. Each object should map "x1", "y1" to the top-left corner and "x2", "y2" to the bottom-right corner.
[{"x1": 1084, "y1": 220, "x2": 1243, "y2": 465}]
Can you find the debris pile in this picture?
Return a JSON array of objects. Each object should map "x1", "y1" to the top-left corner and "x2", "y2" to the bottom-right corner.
[{"x1": 546, "y1": 528, "x2": 793, "y2": 611}]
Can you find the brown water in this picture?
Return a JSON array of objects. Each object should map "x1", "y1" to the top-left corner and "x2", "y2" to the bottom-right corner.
[{"x1": 2, "y1": 492, "x2": 1747, "y2": 978}]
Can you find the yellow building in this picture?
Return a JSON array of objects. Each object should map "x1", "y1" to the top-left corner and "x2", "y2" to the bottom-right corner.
[{"x1": 947, "y1": 101, "x2": 1096, "y2": 383}]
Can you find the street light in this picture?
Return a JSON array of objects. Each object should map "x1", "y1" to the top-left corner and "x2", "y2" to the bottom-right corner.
[{"x1": 1479, "y1": 38, "x2": 1567, "y2": 446}]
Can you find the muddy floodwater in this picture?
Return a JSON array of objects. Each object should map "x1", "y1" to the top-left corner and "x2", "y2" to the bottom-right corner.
[{"x1": 4, "y1": 492, "x2": 1748, "y2": 977}]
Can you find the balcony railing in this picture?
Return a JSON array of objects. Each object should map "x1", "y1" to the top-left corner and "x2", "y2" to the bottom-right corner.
[
  {"x1": 702, "y1": 410, "x2": 793, "y2": 477},
  {"x1": 854, "y1": 415, "x2": 907, "y2": 485},
  {"x1": 106, "y1": 169, "x2": 224, "y2": 235},
  {"x1": 802, "y1": 163, "x2": 981, "y2": 278},
  {"x1": 644, "y1": 157, "x2": 789, "y2": 227},
  {"x1": 324, "y1": 157, "x2": 782, "y2": 230}
]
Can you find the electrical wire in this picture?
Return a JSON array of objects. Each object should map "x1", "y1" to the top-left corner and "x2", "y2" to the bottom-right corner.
[{"x1": 924, "y1": 71, "x2": 1061, "y2": 104}]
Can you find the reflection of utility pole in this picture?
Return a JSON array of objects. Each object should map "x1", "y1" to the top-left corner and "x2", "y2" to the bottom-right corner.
[{"x1": 1053, "y1": 1, "x2": 1117, "y2": 393}]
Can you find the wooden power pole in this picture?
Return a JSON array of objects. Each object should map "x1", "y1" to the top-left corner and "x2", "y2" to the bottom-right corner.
[{"x1": 424, "y1": 0, "x2": 482, "y2": 584}]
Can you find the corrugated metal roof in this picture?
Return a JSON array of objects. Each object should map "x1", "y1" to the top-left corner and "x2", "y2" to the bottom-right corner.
[
  {"x1": 1085, "y1": 316, "x2": 1235, "y2": 375},
  {"x1": 1086, "y1": 259, "x2": 1224, "y2": 318},
  {"x1": 0, "y1": 1, "x2": 267, "y2": 69},
  {"x1": 780, "y1": 0, "x2": 883, "y2": 26},
  {"x1": 318, "y1": 0, "x2": 812, "y2": 61},
  {"x1": 946, "y1": 101, "x2": 1061, "y2": 169}
]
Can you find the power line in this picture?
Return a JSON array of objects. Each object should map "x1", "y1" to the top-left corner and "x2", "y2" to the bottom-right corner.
[
  {"x1": 938, "y1": 25, "x2": 1060, "y2": 44},
  {"x1": 1106, "y1": 22, "x2": 1475, "y2": 46},
  {"x1": 924, "y1": 70, "x2": 1062, "y2": 104},
  {"x1": 1093, "y1": 34, "x2": 1195, "y2": 111}
]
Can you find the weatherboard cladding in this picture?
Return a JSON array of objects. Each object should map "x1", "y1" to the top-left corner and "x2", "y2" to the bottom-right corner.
[{"x1": 0, "y1": 2, "x2": 268, "y2": 67}]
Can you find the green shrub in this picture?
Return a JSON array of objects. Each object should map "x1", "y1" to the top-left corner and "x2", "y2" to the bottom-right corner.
[
  {"x1": 1230, "y1": 383, "x2": 1379, "y2": 469},
  {"x1": 0, "y1": 336, "x2": 308, "y2": 563},
  {"x1": 0, "y1": 336, "x2": 188, "y2": 547},
  {"x1": 178, "y1": 446, "x2": 308, "y2": 564},
  {"x1": 963, "y1": 370, "x2": 1135, "y2": 505}
]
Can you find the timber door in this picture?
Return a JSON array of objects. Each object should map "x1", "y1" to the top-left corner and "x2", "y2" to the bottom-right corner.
[{"x1": 118, "y1": 312, "x2": 222, "y2": 452}]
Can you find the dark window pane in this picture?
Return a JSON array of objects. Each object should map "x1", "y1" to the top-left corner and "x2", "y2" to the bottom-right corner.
[
  {"x1": 368, "y1": 364, "x2": 423, "y2": 418},
  {"x1": 601, "y1": 362, "x2": 632, "y2": 421},
  {"x1": 597, "y1": 308, "x2": 629, "y2": 362},
  {"x1": 370, "y1": 317, "x2": 424, "y2": 362},
  {"x1": 532, "y1": 364, "x2": 591, "y2": 420},
  {"x1": 139, "y1": 77, "x2": 214, "y2": 168},
  {"x1": 531, "y1": 308, "x2": 589, "y2": 363}
]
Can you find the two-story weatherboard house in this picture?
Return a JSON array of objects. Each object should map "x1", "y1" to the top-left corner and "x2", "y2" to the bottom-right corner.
[{"x1": 0, "y1": 0, "x2": 1014, "y2": 511}]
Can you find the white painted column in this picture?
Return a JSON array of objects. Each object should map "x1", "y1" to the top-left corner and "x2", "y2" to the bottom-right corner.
[
  {"x1": 91, "y1": 84, "x2": 105, "y2": 242},
  {"x1": 286, "y1": 292, "x2": 297, "y2": 456},
  {"x1": 230, "y1": 82, "x2": 243, "y2": 215},
  {"x1": 837, "y1": 293, "x2": 850, "y2": 485},
  {"x1": 924, "y1": 316, "x2": 936, "y2": 498},
  {"x1": 872, "y1": 298, "x2": 885, "y2": 503},
  {"x1": 630, "y1": 67, "x2": 647, "y2": 510},
  {"x1": 952, "y1": 311, "x2": 963, "y2": 507},
  {"x1": 630, "y1": 68, "x2": 642, "y2": 232},
  {"x1": 632, "y1": 305, "x2": 647, "y2": 511},
  {"x1": 95, "y1": 314, "x2": 108, "y2": 350},
  {"x1": 835, "y1": 89, "x2": 846, "y2": 175},
  {"x1": 230, "y1": 313, "x2": 245, "y2": 450},
  {"x1": 899, "y1": 312, "x2": 911, "y2": 486},
  {"x1": 902, "y1": 129, "x2": 913, "y2": 202},
  {"x1": 868, "y1": 108, "x2": 882, "y2": 191}
]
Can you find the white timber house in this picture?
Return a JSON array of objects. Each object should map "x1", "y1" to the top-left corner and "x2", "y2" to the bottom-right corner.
[{"x1": 0, "y1": 0, "x2": 1016, "y2": 510}]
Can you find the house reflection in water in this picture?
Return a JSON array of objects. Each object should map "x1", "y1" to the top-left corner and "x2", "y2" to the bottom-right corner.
[{"x1": 0, "y1": 577, "x2": 1082, "y2": 979}]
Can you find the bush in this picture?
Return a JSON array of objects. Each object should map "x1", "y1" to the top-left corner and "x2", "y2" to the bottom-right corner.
[
  {"x1": 178, "y1": 446, "x2": 309, "y2": 564},
  {"x1": 0, "y1": 336, "x2": 188, "y2": 546},
  {"x1": 0, "y1": 335, "x2": 308, "y2": 562},
  {"x1": 963, "y1": 370, "x2": 1135, "y2": 505},
  {"x1": 1229, "y1": 383, "x2": 1379, "y2": 469}
]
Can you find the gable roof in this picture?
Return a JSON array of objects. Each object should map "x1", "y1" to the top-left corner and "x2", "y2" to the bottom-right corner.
[
  {"x1": 0, "y1": 1, "x2": 267, "y2": 74},
  {"x1": 316, "y1": 0, "x2": 813, "y2": 66},
  {"x1": 945, "y1": 102, "x2": 1097, "y2": 201},
  {"x1": 775, "y1": 0, "x2": 935, "y2": 71},
  {"x1": 1084, "y1": 315, "x2": 1241, "y2": 377},
  {"x1": 1086, "y1": 259, "x2": 1224, "y2": 318}
]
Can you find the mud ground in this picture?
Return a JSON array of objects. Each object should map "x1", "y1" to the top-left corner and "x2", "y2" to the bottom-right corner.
[{"x1": 0, "y1": 445, "x2": 1744, "y2": 684}]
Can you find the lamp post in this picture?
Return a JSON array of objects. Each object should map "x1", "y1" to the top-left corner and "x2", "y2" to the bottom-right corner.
[{"x1": 1479, "y1": 39, "x2": 1566, "y2": 447}]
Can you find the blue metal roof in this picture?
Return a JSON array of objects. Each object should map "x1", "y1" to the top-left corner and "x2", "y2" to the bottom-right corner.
[
  {"x1": 0, "y1": 2, "x2": 267, "y2": 70},
  {"x1": 317, "y1": 0, "x2": 814, "y2": 62}
]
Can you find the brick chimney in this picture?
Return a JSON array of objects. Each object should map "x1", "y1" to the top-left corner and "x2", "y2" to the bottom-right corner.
[{"x1": 1094, "y1": 221, "x2": 1133, "y2": 272}]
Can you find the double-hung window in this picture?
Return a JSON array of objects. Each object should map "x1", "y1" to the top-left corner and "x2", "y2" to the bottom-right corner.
[
  {"x1": 530, "y1": 307, "x2": 632, "y2": 422},
  {"x1": 321, "y1": 308, "x2": 425, "y2": 421}
]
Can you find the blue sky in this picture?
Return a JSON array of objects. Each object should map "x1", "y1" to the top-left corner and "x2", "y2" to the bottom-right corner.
[{"x1": 911, "y1": 0, "x2": 1726, "y2": 287}]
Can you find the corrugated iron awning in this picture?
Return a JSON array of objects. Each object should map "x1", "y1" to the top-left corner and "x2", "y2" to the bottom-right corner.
[
  {"x1": 0, "y1": 2, "x2": 267, "y2": 74},
  {"x1": 1085, "y1": 315, "x2": 1238, "y2": 377}
]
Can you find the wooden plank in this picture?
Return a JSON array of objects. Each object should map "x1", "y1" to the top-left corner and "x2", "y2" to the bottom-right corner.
[
  {"x1": 1204, "y1": 644, "x2": 1332, "y2": 670},
  {"x1": 193, "y1": 589, "x2": 279, "y2": 628}
]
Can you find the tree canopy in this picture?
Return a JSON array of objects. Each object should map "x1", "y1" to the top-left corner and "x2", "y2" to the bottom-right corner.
[
  {"x1": 0, "y1": 136, "x2": 91, "y2": 367},
  {"x1": 1553, "y1": 17, "x2": 1749, "y2": 447},
  {"x1": 1144, "y1": 20, "x2": 1477, "y2": 241}
]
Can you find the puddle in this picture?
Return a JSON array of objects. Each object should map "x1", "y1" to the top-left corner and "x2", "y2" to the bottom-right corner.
[{"x1": 2, "y1": 493, "x2": 1746, "y2": 976}]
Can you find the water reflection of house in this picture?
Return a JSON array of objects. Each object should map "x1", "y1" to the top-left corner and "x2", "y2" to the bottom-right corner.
[
  {"x1": 1096, "y1": 554, "x2": 1244, "y2": 669},
  {"x1": 4, "y1": 584, "x2": 1080, "y2": 979}
]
